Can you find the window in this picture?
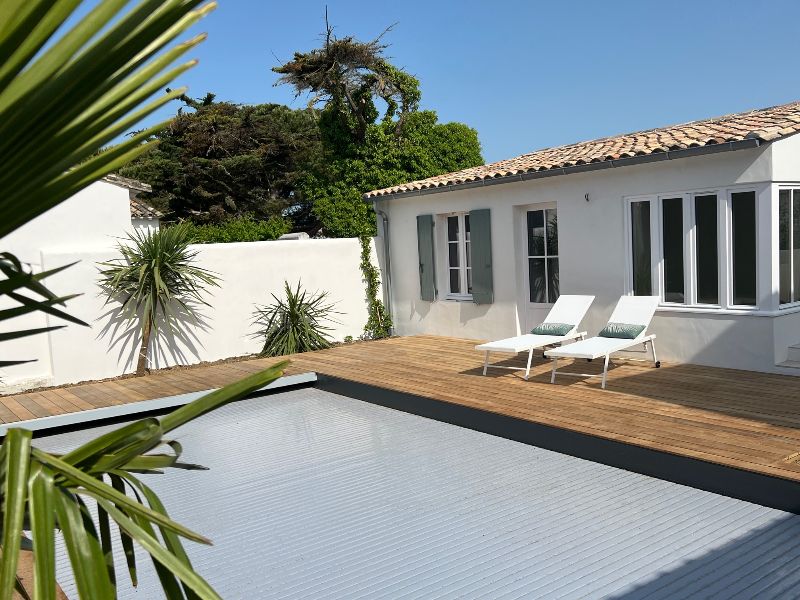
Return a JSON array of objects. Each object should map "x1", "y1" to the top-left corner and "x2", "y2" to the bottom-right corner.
[
  {"x1": 626, "y1": 187, "x2": 759, "y2": 310},
  {"x1": 446, "y1": 214, "x2": 471, "y2": 297},
  {"x1": 527, "y1": 208, "x2": 559, "y2": 303},
  {"x1": 694, "y1": 194, "x2": 718, "y2": 305},
  {"x1": 731, "y1": 191, "x2": 756, "y2": 306},
  {"x1": 779, "y1": 189, "x2": 800, "y2": 305},
  {"x1": 661, "y1": 197, "x2": 684, "y2": 303},
  {"x1": 630, "y1": 201, "x2": 652, "y2": 296}
]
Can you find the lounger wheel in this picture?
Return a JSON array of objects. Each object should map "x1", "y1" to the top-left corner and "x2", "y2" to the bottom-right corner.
[{"x1": 655, "y1": 361, "x2": 661, "y2": 368}]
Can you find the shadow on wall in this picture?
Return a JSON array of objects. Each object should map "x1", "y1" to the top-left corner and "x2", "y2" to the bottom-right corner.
[
  {"x1": 607, "y1": 512, "x2": 800, "y2": 599},
  {"x1": 96, "y1": 299, "x2": 211, "y2": 371}
]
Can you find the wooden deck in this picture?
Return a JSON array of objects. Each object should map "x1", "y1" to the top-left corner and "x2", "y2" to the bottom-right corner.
[{"x1": 3, "y1": 335, "x2": 800, "y2": 484}]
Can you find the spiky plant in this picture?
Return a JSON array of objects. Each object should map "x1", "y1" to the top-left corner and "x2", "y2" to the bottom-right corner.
[
  {"x1": 253, "y1": 281, "x2": 340, "y2": 356},
  {"x1": 1, "y1": 361, "x2": 287, "y2": 600},
  {"x1": 98, "y1": 224, "x2": 220, "y2": 375},
  {"x1": 0, "y1": 2, "x2": 290, "y2": 598}
]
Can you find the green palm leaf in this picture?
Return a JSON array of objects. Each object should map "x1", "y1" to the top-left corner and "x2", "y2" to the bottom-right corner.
[{"x1": 0, "y1": 361, "x2": 287, "y2": 599}]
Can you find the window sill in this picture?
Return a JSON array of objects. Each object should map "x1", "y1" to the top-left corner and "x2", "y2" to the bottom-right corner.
[
  {"x1": 655, "y1": 304, "x2": 798, "y2": 317},
  {"x1": 444, "y1": 294, "x2": 474, "y2": 303}
]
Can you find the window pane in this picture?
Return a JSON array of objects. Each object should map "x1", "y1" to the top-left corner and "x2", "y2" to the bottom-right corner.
[
  {"x1": 630, "y1": 201, "x2": 652, "y2": 296},
  {"x1": 662, "y1": 197, "x2": 684, "y2": 303},
  {"x1": 449, "y1": 269, "x2": 460, "y2": 294},
  {"x1": 527, "y1": 210, "x2": 545, "y2": 256},
  {"x1": 447, "y1": 216, "x2": 459, "y2": 242},
  {"x1": 695, "y1": 194, "x2": 719, "y2": 305},
  {"x1": 794, "y1": 191, "x2": 800, "y2": 303},
  {"x1": 780, "y1": 190, "x2": 791, "y2": 304},
  {"x1": 465, "y1": 214, "x2": 471, "y2": 242},
  {"x1": 448, "y1": 242, "x2": 460, "y2": 268},
  {"x1": 529, "y1": 258, "x2": 546, "y2": 303},
  {"x1": 546, "y1": 209, "x2": 558, "y2": 257},
  {"x1": 547, "y1": 257, "x2": 560, "y2": 303},
  {"x1": 467, "y1": 268, "x2": 473, "y2": 294},
  {"x1": 731, "y1": 191, "x2": 757, "y2": 306}
]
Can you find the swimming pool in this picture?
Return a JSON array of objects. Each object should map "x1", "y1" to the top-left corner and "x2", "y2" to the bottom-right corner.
[{"x1": 36, "y1": 386, "x2": 800, "y2": 599}]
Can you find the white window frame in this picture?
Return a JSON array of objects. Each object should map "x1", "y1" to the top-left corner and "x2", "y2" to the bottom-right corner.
[
  {"x1": 522, "y1": 203, "x2": 559, "y2": 306},
  {"x1": 624, "y1": 184, "x2": 763, "y2": 313},
  {"x1": 725, "y1": 188, "x2": 760, "y2": 310},
  {"x1": 778, "y1": 186, "x2": 800, "y2": 309},
  {"x1": 437, "y1": 212, "x2": 472, "y2": 301}
]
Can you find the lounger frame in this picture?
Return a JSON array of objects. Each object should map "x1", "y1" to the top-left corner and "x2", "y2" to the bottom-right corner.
[
  {"x1": 548, "y1": 335, "x2": 659, "y2": 389},
  {"x1": 478, "y1": 331, "x2": 587, "y2": 380},
  {"x1": 545, "y1": 295, "x2": 661, "y2": 390},
  {"x1": 475, "y1": 295, "x2": 595, "y2": 380}
]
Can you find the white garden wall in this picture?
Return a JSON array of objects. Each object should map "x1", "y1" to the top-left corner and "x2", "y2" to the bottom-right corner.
[{"x1": 0, "y1": 238, "x2": 378, "y2": 392}]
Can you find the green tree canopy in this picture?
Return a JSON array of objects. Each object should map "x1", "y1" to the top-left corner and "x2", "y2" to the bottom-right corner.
[
  {"x1": 274, "y1": 24, "x2": 483, "y2": 238},
  {"x1": 123, "y1": 23, "x2": 483, "y2": 239},
  {"x1": 119, "y1": 98, "x2": 322, "y2": 225},
  {"x1": 302, "y1": 110, "x2": 483, "y2": 237}
]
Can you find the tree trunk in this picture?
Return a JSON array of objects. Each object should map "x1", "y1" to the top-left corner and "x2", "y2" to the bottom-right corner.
[{"x1": 136, "y1": 318, "x2": 152, "y2": 376}]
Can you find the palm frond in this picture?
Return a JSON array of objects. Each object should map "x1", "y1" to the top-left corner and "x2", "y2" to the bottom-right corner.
[{"x1": 0, "y1": 362, "x2": 288, "y2": 600}]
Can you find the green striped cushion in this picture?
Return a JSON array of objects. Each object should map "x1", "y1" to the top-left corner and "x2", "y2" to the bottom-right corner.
[
  {"x1": 598, "y1": 322, "x2": 646, "y2": 339},
  {"x1": 531, "y1": 322, "x2": 573, "y2": 336}
]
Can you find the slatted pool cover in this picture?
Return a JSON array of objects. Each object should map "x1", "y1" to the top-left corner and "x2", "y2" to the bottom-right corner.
[{"x1": 37, "y1": 388, "x2": 800, "y2": 599}]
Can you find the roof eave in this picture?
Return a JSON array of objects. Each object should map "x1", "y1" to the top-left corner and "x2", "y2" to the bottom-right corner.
[{"x1": 363, "y1": 138, "x2": 763, "y2": 202}]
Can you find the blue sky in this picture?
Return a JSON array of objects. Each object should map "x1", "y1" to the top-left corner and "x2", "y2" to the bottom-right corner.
[{"x1": 81, "y1": 0, "x2": 800, "y2": 162}]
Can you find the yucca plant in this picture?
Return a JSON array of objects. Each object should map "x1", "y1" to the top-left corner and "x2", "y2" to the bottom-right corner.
[
  {"x1": 1, "y1": 361, "x2": 287, "y2": 600},
  {"x1": 98, "y1": 224, "x2": 220, "y2": 375},
  {"x1": 253, "y1": 281, "x2": 340, "y2": 356}
]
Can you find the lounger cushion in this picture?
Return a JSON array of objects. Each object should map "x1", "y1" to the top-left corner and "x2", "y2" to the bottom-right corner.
[
  {"x1": 531, "y1": 322, "x2": 573, "y2": 336},
  {"x1": 598, "y1": 322, "x2": 646, "y2": 339}
]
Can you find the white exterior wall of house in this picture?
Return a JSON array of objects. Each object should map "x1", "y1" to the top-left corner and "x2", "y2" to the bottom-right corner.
[{"x1": 377, "y1": 139, "x2": 800, "y2": 374}]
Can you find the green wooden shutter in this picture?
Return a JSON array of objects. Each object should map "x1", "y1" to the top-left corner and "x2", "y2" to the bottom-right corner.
[
  {"x1": 469, "y1": 208, "x2": 493, "y2": 304},
  {"x1": 416, "y1": 214, "x2": 436, "y2": 301}
]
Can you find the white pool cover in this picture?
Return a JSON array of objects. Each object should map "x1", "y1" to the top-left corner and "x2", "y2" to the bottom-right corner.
[{"x1": 36, "y1": 387, "x2": 800, "y2": 599}]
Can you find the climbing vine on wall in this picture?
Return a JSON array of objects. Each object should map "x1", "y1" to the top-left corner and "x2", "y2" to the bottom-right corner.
[{"x1": 359, "y1": 235, "x2": 392, "y2": 339}]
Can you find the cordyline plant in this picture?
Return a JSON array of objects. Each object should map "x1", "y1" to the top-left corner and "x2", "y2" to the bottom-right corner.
[
  {"x1": 253, "y1": 281, "x2": 340, "y2": 356},
  {"x1": 0, "y1": 0, "x2": 288, "y2": 598},
  {"x1": 98, "y1": 224, "x2": 220, "y2": 376}
]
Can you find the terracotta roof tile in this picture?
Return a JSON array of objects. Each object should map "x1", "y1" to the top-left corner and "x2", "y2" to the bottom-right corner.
[
  {"x1": 365, "y1": 100, "x2": 800, "y2": 198},
  {"x1": 129, "y1": 198, "x2": 162, "y2": 220}
]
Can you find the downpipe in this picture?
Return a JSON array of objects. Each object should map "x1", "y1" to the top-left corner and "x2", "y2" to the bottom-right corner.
[{"x1": 374, "y1": 206, "x2": 394, "y2": 335}]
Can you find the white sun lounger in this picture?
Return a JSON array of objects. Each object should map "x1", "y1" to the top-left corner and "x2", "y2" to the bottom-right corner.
[
  {"x1": 475, "y1": 295, "x2": 595, "y2": 380},
  {"x1": 545, "y1": 295, "x2": 661, "y2": 389}
]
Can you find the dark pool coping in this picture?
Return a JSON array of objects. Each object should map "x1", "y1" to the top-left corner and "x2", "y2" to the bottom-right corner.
[{"x1": 315, "y1": 374, "x2": 800, "y2": 515}]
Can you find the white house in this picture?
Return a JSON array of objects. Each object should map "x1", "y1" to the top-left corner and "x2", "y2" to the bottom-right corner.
[{"x1": 366, "y1": 100, "x2": 800, "y2": 374}]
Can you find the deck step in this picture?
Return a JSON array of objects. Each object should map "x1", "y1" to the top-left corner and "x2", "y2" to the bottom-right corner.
[
  {"x1": 777, "y1": 359, "x2": 800, "y2": 369},
  {"x1": 788, "y1": 344, "x2": 800, "y2": 362}
]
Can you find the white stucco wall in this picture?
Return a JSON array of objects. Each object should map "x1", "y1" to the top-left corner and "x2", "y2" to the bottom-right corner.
[
  {"x1": 378, "y1": 143, "x2": 800, "y2": 373},
  {"x1": 0, "y1": 237, "x2": 376, "y2": 392},
  {"x1": 2, "y1": 180, "x2": 132, "y2": 266},
  {"x1": 131, "y1": 218, "x2": 160, "y2": 234},
  {"x1": 0, "y1": 181, "x2": 134, "y2": 390}
]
